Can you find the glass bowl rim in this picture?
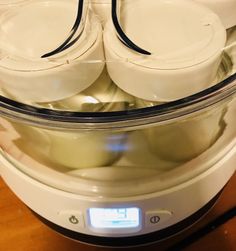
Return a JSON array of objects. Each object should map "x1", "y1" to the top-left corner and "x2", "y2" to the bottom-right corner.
[{"x1": 0, "y1": 72, "x2": 236, "y2": 129}]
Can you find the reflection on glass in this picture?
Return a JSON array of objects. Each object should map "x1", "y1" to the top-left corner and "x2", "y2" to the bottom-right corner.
[
  {"x1": 6, "y1": 121, "x2": 127, "y2": 169},
  {"x1": 144, "y1": 107, "x2": 227, "y2": 162}
]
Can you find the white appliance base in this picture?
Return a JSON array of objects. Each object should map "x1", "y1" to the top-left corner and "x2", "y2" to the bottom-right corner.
[
  {"x1": 32, "y1": 189, "x2": 222, "y2": 247},
  {"x1": 0, "y1": 145, "x2": 235, "y2": 246}
]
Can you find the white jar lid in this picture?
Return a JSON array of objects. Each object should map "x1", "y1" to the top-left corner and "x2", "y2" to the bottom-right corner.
[
  {"x1": 104, "y1": 0, "x2": 226, "y2": 101},
  {"x1": 194, "y1": 0, "x2": 236, "y2": 29},
  {"x1": 0, "y1": 0, "x2": 105, "y2": 103},
  {"x1": 106, "y1": 0, "x2": 226, "y2": 70},
  {"x1": 0, "y1": 0, "x2": 96, "y2": 71},
  {"x1": 90, "y1": 0, "x2": 111, "y2": 25},
  {"x1": 0, "y1": 0, "x2": 28, "y2": 6},
  {"x1": 0, "y1": 0, "x2": 25, "y2": 3}
]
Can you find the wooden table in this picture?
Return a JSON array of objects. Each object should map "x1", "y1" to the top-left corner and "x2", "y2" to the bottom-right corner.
[{"x1": 0, "y1": 174, "x2": 235, "y2": 251}]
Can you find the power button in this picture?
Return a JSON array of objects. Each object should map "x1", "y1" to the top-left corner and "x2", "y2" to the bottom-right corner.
[
  {"x1": 146, "y1": 210, "x2": 172, "y2": 228},
  {"x1": 69, "y1": 215, "x2": 80, "y2": 225},
  {"x1": 59, "y1": 211, "x2": 85, "y2": 229},
  {"x1": 150, "y1": 215, "x2": 161, "y2": 224}
]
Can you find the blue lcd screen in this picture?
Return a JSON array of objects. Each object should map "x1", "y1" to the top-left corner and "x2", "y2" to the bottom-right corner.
[{"x1": 89, "y1": 208, "x2": 140, "y2": 229}]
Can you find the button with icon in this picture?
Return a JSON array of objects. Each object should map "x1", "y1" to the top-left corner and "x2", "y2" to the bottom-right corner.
[
  {"x1": 146, "y1": 210, "x2": 172, "y2": 228},
  {"x1": 59, "y1": 211, "x2": 84, "y2": 229},
  {"x1": 69, "y1": 215, "x2": 79, "y2": 225},
  {"x1": 150, "y1": 215, "x2": 160, "y2": 224}
]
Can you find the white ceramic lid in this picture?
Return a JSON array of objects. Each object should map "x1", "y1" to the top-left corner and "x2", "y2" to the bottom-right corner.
[
  {"x1": 106, "y1": 0, "x2": 226, "y2": 70},
  {"x1": 0, "y1": 0, "x2": 98, "y2": 71}
]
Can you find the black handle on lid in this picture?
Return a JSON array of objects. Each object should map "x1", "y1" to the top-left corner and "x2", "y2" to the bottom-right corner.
[
  {"x1": 41, "y1": 0, "x2": 151, "y2": 58},
  {"x1": 111, "y1": 0, "x2": 151, "y2": 55},
  {"x1": 41, "y1": 0, "x2": 85, "y2": 58}
]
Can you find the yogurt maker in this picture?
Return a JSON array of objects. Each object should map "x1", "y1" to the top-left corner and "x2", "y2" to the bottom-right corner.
[{"x1": 0, "y1": 0, "x2": 236, "y2": 247}]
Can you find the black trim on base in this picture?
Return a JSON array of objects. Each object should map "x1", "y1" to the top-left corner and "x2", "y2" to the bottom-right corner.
[{"x1": 33, "y1": 191, "x2": 222, "y2": 248}]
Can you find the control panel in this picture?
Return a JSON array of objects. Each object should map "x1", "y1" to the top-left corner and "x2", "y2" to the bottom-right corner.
[{"x1": 58, "y1": 207, "x2": 173, "y2": 234}]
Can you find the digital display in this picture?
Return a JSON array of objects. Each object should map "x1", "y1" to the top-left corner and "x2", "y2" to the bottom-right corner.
[{"x1": 89, "y1": 208, "x2": 140, "y2": 229}]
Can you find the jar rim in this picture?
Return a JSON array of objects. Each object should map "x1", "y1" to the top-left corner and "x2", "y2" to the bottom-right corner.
[{"x1": 1, "y1": 72, "x2": 236, "y2": 130}]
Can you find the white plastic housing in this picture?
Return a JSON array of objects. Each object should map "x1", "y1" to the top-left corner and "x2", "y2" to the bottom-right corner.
[{"x1": 0, "y1": 142, "x2": 235, "y2": 238}]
